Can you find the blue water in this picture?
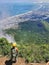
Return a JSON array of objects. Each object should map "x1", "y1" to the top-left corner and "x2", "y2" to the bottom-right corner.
[{"x1": 0, "y1": 3, "x2": 40, "y2": 20}]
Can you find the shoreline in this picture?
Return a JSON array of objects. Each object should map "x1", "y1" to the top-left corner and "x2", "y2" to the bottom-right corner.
[{"x1": 0, "y1": 10, "x2": 33, "y2": 21}]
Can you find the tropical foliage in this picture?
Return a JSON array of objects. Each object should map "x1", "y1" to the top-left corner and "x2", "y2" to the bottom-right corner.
[{"x1": 0, "y1": 20, "x2": 49, "y2": 62}]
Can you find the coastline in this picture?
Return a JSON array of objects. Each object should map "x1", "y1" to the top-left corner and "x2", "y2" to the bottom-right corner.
[{"x1": 0, "y1": 10, "x2": 33, "y2": 21}]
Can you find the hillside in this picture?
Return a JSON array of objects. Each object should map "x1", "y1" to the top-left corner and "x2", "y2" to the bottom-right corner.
[
  {"x1": 5, "y1": 18, "x2": 49, "y2": 44},
  {"x1": 0, "y1": 10, "x2": 49, "y2": 43},
  {"x1": 0, "y1": 10, "x2": 49, "y2": 63}
]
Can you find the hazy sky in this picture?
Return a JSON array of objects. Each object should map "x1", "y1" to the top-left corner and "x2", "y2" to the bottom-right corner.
[{"x1": 0, "y1": 0, "x2": 49, "y2": 3}]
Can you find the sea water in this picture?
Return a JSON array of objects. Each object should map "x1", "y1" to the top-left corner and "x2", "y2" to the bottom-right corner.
[{"x1": 0, "y1": 3, "x2": 40, "y2": 20}]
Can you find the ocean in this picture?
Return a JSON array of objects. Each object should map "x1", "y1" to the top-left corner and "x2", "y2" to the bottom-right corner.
[{"x1": 0, "y1": 3, "x2": 40, "y2": 20}]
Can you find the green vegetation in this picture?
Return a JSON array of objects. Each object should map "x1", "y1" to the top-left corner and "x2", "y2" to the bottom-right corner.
[
  {"x1": 0, "y1": 38, "x2": 11, "y2": 56},
  {"x1": 0, "y1": 20, "x2": 49, "y2": 62},
  {"x1": 0, "y1": 37, "x2": 49, "y2": 63},
  {"x1": 42, "y1": 21, "x2": 49, "y2": 31},
  {"x1": 5, "y1": 20, "x2": 49, "y2": 44}
]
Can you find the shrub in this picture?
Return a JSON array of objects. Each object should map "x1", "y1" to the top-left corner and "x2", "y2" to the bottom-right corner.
[{"x1": 0, "y1": 38, "x2": 11, "y2": 56}]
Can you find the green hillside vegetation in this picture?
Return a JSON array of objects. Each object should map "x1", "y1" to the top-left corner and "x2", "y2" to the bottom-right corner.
[
  {"x1": 41, "y1": 21, "x2": 49, "y2": 31},
  {"x1": 0, "y1": 38, "x2": 11, "y2": 56},
  {"x1": 5, "y1": 20, "x2": 49, "y2": 44},
  {"x1": 0, "y1": 38, "x2": 49, "y2": 63},
  {"x1": 1, "y1": 20, "x2": 49, "y2": 62}
]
